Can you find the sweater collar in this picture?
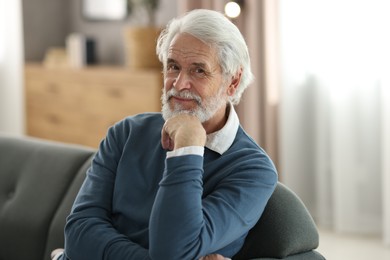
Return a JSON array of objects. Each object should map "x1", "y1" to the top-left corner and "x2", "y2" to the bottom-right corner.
[{"x1": 205, "y1": 103, "x2": 239, "y2": 155}]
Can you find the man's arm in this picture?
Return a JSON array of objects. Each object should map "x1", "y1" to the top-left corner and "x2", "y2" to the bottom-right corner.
[
  {"x1": 63, "y1": 126, "x2": 151, "y2": 260},
  {"x1": 149, "y1": 114, "x2": 277, "y2": 259},
  {"x1": 149, "y1": 151, "x2": 276, "y2": 259}
]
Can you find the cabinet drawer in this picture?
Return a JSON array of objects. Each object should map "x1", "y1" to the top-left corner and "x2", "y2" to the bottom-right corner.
[{"x1": 25, "y1": 64, "x2": 163, "y2": 147}]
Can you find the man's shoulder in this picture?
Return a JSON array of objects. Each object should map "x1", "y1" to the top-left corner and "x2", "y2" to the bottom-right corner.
[
  {"x1": 229, "y1": 127, "x2": 275, "y2": 163},
  {"x1": 233, "y1": 126, "x2": 262, "y2": 150},
  {"x1": 225, "y1": 127, "x2": 277, "y2": 177},
  {"x1": 117, "y1": 112, "x2": 164, "y2": 128},
  {"x1": 108, "y1": 112, "x2": 164, "y2": 140},
  {"x1": 127, "y1": 112, "x2": 163, "y2": 122}
]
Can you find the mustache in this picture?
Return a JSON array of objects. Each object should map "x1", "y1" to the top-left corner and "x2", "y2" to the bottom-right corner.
[{"x1": 164, "y1": 89, "x2": 202, "y2": 105}]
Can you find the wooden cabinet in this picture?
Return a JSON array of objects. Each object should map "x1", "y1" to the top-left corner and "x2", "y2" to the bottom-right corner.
[{"x1": 25, "y1": 63, "x2": 163, "y2": 148}]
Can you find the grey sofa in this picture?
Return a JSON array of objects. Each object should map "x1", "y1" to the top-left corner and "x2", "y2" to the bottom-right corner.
[
  {"x1": 232, "y1": 183, "x2": 325, "y2": 260},
  {"x1": 0, "y1": 134, "x2": 324, "y2": 260}
]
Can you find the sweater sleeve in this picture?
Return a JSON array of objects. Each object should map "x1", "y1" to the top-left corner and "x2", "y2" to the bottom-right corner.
[
  {"x1": 63, "y1": 125, "x2": 151, "y2": 260},
  {"x1": 149, "y1": 151, "x2": 277, "y2": 260}
]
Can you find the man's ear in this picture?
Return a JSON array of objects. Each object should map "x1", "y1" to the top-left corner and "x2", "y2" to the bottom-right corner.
[{"x1": 227, "y1": 68, "x2": 242, "y2": 96}]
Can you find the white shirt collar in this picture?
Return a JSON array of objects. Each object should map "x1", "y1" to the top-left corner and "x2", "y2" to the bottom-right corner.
[{"x1": 205, "y1": 103, "x2": 239, "y2": 155}]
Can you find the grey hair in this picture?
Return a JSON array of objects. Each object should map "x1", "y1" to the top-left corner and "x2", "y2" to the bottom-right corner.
[{"x1": 156, "y1": 9, "x2": 254, "y2": 105}]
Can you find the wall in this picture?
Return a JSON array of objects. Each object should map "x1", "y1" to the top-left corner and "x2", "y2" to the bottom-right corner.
[
  {"x1": 22, "y1": 0, "x2": 177, "y2": 65},
  {"x1": 22, "y1": 0, "x2": 70, "y2": 61}
]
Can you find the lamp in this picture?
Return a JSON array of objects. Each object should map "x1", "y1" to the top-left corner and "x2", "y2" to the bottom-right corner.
[{"x1": 224, "y1": 0, "x2": 244, "y2": 19}]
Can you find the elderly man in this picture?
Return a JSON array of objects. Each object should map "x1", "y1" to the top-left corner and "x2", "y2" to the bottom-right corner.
[{"x1": 53, "y1": 9, "x2": 277, "y2": 260}]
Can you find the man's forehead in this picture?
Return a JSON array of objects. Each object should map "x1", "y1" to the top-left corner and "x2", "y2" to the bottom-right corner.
[
  {"x1": 167, "y1": 48, "x2": 211, "y2": 63},
  {"x1": 167, "y1": 35, "x2": 217, "y2": 66}
]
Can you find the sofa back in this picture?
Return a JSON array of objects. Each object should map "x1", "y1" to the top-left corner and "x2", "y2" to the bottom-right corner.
[{"x1": 0, "y1": 135, "x2": 95, "y2": 260}]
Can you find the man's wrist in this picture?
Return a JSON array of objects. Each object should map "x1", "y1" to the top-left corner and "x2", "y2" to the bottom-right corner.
[{"x1": 166, "y1": 146, "x2": 204, "y2": 158}]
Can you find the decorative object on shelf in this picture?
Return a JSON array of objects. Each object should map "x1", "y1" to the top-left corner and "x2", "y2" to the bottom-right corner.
[
  {"x1": 127, "y1": 0, "x2": 159, "y2": 26},
  {"x1": 43, "y1": 48, "x2": 68, "y2": 68},
  {"x1": 123, "y1": 0, "x2": 161, "y2": 69},
  {"x1": 66, "y1": 33, "x2": 97, "y2": 68}
]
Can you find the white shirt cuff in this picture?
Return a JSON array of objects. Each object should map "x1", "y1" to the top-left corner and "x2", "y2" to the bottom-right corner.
[
  {"x1": 53, "y1": 252, "x2": 64, "y2": 260},
  {"x1": 166, "y1": 146, "x2": 204, "y2": 158}
]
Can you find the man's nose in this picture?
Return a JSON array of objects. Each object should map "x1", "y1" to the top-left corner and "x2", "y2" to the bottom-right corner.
[{"x1": 173, "y1": 71, "x2": 191, "y2": 91}]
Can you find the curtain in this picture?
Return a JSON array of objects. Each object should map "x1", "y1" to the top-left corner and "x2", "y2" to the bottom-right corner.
[
  {"x1": 279, "y1": 0, "x2": 390, "y2": 244},
  {"x1": 0, "y1": 0, "x2": 24, "y2": 134},
  {"x1": 177, "y1": 0, "x2": 280, "y2": 169},
  {"x1": 383, "y1": 52, "x2": 390, "y2": 246}
]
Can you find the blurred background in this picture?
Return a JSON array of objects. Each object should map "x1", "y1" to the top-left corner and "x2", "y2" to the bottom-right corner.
[{"x1": 1, "y1": 0, "x2": 389, "y2": 258}]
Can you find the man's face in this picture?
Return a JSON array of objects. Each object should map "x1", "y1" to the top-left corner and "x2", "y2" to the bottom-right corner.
[{"x1": 161, "y1": 33, "x2": 228, "y2": 123}]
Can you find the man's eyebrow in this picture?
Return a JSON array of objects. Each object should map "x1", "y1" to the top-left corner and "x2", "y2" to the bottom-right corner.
[
  {"x1": 192, "y1": 62, "x2": 207, "y2": 68},
  {"x1": 166, "y1": 59, "x2": 209, "y2": 69}
]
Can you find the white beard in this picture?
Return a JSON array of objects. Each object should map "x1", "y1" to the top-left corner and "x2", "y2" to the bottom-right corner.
[{"x1": 161, "y1": 86, "x2": 227, "y2": 123}]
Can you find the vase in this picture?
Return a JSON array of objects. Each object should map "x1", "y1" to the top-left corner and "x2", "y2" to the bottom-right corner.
[{"x1": 123, "y1": 26, "x2": 162, "y2": 69}]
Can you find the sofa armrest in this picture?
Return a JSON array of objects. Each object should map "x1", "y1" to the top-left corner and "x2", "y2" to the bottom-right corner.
[
  {"x1": 0, "y1": 135, "x2": 95, "y2": 260},
  {"x1": 233, "y1": 182, "x2": 324, "y2": 259},
  {"x1": 43, "y1": 156, "x2": 93, "y2": 260}
]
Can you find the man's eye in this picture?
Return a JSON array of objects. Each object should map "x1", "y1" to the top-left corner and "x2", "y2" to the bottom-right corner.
[
  {"x1": 191, "y1": 67, "x2": 208, "y2": 77},
  {"x1": 167, "y1": 64, "x2": 179, "y2": 71},
  {"x1": 194, "y1": 68, "x2": 205, "y2": 74}
]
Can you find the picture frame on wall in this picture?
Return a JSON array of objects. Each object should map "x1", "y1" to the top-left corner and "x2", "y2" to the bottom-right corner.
[{"x1": 82, "y1": 0, "x2": 127, "y2": 21}]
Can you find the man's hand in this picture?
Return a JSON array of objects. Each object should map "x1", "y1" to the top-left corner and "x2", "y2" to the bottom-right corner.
[
  {"x1": 199, "y1": 254, "x2": 231, "y2": 260},
  {"x1": 51, "y1": 248, "x2": 64, "y2": 259},
  {"x1": 161, "y1": 114, "x2": 207, "y2": 151}
]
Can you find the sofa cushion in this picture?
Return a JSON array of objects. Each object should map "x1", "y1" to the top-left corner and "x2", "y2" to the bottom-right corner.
[
  {"x1": 0, "y1": 135, "x2": 95, "y2": 260},
  {"x1": 249, "y1": 250, "x2": 325, "y2": 260}
]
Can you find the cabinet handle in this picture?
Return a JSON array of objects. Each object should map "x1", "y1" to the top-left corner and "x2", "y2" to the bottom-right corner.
[
  {"x1": 46, "y1": 83, "x2": 59, "y2": 94},
  {"x1": 108, "y1": 88, "x2": 122, "y2": 98},
  {"x1": 47, "y1": 114, "x2": 60, "y2": 124}
]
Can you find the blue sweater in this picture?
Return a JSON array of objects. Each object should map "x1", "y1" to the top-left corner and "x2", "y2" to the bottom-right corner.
[{"x1": 63, "y1": 113, "x2": 277, "y2": 260}]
